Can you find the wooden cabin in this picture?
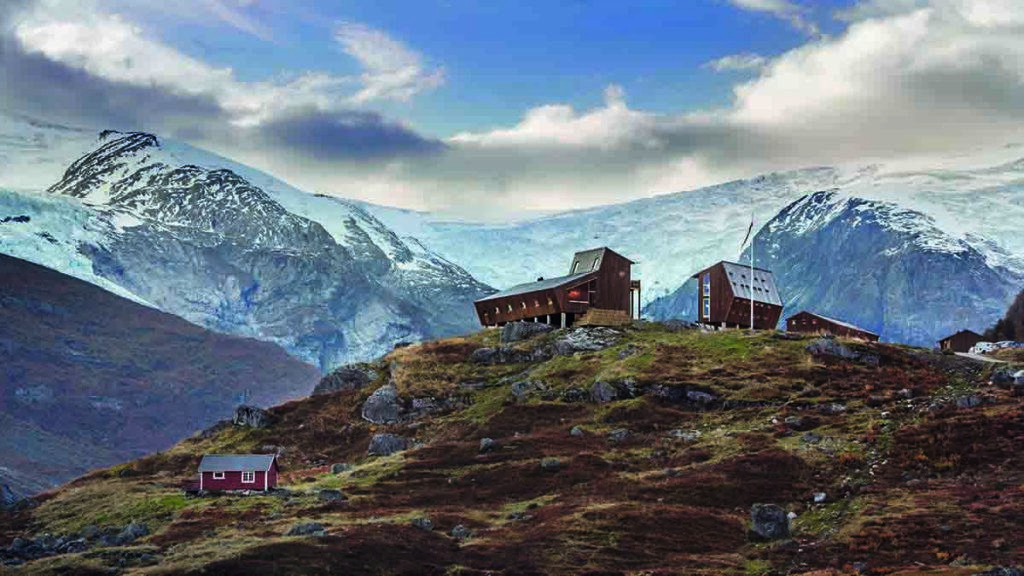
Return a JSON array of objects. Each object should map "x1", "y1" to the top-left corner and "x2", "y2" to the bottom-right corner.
[
  {"x1": 474, "y1": 247, "x2": 640, "y2": 328},
  {"x1": 691, "y1": 261, "x2": 783, "y2": 330},
  {"x1": 198, "y1": 454, "x2": 279, "y2": 492},
  {"x1": 786, "y1": 311, "x2": 879, "y2": 342},
  {"x1": 938, "y1": 329, "x2": 983, "y2": 353}
]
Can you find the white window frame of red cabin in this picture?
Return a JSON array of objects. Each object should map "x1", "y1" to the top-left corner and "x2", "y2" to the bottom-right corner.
[
  {"x1": 242, "y1": 471, "x2": 256, "y2": 484},
  {"x1": 212, "y1": 472, "x2": 225, "y2": 480}
]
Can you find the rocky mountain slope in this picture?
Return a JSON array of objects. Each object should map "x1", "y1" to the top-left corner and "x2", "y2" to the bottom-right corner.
[
  {"x1": 645, "y1": 190, "x2": 1024, "y2": 346},
  {"x1": 0, "y1": 253, "x2": 320, "y2": 496},
  {"x1": 2, "y1": 323, "x2": 1023, "y2": 574},
  {"x1": 0, "y1": 119, "x2": 491, "y2": 371}
]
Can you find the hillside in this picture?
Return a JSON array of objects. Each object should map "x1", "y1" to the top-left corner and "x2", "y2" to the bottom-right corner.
[
  {"x1": 3, "y1": 323, "x2": 1023, "y2": 574},
  {"x1": 984, "y1": 288, "x2": 1024, "y2": 342},
  {"x1": 0, "y1": 253, "x2": 320, "y2": 496}
]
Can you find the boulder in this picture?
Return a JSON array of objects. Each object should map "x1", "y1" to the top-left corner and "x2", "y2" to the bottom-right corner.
[
  {"x1": 552, "y1": 327, "x2": 621, "y2": 356},
  {"x1": 801, "y1": 432, "x2": 823, "y2": 444},
  {"x1": 570, "y1": 425, "x2": 585, "y2": 437},
  {"x1": 667, "y1": 429, "x2": 701, "y2": 442},
  {"x1": 330, "y1": 463, "x2": 353, "y2": 474},
  {"x1": 974, "y1": 569, "x2": 1024, "y2": 576},
  {"x1": 232, "y1": 405, "x2": 272, "y2": 429},
  {"x1": 560, "y1": 387, "x2": 588, "y2": 403},
  {"x1": 608, "y1": 428, "x2": 631, "y2": 443},
  {"x1": 590, "y1": 381, "x2": 617, "y2": 404},
  {"x1": 479, "y1": 438, "x2": 498, "y2": 454},
  {"x1": 806, "y1": 337, "x2": 879, "y2": 366},
  {"x1": 471, "y1": 346, "x2": 550, "y2": 365},
  {"x1": 313, "y1": 363, "x2": 378, "y2": 395},
  {"x1": 318, "y1": 489, "x2": 345, "y2": 501},
  {"x1": 991, "y1": 368, "x2": 1016, "y2": 386},
  {"x1": 511, "y1": 379, "x2": 547, "y2": 402},
  {"x1": 750, "y1": 503, "x2": 790, "y2": 540},
  {"x1": 115, "y1": 521, "x2": 150, "y2": 545},
  {"x1": 286, "y1": 522, "x2": 327, "y2": 537},
  {"x1": 540, "y1": 457, "x2": 561, "y2": 472},
  {"x1": 501, "y1": 321, "x2": 555, "y2": 344},
  {"x1": 1015, "y1": 371, "x2": 1024, "y2": 386},
  {"x1": 410, "y1": 517, "x2": 434, "y2": 531},
  {"x1": 367, "y1": 433, "x2": 411, "y2": 456},
  {"x1": 361, "y1": 385, "x2": 401, "y2": 424},
  {"x1": 451, "y1": 525, "x2": 473, "y2": 540}
]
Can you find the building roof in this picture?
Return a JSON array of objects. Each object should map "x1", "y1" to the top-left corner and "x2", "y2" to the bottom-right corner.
[
  {"x1": 938, "y1": 329, "x2": 983, "y2": 343},
  {"x1": 698, "y1": 261, "x2": 783, "y2": 307},
  {"x1": 199, "y1": 454, "x2": 277, "y2": 473},
  {"x1": 475, "y1": 271, "x2": 595, "y2": 303},
  {"x1": 568, "y1": 247, "x2": 635, "y2": 275},
  {"x1": 788, "y1": 311, "x2": 878, "y2": 337}
]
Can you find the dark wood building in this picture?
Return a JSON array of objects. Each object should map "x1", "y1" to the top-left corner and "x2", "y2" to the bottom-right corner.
[
  {"x1": 198, "y1": 454, "x2": 279, "y2": 492},
  {"x1": 691, "y1": 261, "x2": 783, "y2": 330},
  {"x1": 786, "y1": 311, "x2": 879, "y2": 341},
  {"x1": 938, "y1": 329, "x2": 984, "y2": 353},
  {"x1": 474, "y1": 247, "x2": 640, "y2": 328}
]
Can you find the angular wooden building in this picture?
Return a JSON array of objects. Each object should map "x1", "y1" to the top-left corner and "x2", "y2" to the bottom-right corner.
[
  {"x1": 691, "y1": 261, "x2": 783, "y2": 330},
  {"x1": 198, "y1": 454, "x2": 279, "y2": 492},
  {"x1": 786, "y1": 311, "x2": 879, "y2": 341},
  {"x1": 474, "y1": 247, "x2": 640, "y2": 328},
  {"x1": 938, "y1": 329, "x2": 984, "y2": 353}
]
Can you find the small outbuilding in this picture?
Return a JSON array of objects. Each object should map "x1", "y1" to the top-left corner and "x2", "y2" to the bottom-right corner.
[
  {"x1": 198, "y1": 454, "x2": 279, "y2": 492},
  {"x1": 938, "y1": 329, "x2": 984, "y2": 353},
  {"x1": 786, "y1": 311, "x2": 879, "y2": 342},
  {"x1": 691, "y1": 261, "x2": 784, "y2": 330}
]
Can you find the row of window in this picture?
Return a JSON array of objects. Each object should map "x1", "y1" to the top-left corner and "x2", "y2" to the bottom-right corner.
[
  {"x1": 483, "y1": 297, "x2": 556, "y2": 322},
  {"x1": 211, "y1": 471, "x2": 257, "y2": 483}
]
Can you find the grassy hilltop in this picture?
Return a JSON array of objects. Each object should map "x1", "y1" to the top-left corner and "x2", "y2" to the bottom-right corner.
[{"x1": 2, "y1": 323, "x2": 1023, "y2": 575}]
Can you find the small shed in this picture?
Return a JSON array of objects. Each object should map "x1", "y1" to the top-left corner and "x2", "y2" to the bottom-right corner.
[
  {"x1": 938, "y1": 329, "x2": 984, "y2": 353},
  {"x1": 198, "y1": 454, "x2": 279, "y2": 492},
  {"x1": 691, "y1": 261, "x2": 784, "y2": 330},
  {"x1": 786, "y1": 311, "x2": 879, "y2": 342}
]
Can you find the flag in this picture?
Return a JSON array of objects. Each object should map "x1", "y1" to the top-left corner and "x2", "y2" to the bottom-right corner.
[{"x1": 740, "y1": 213, "x2": 755, "y2": 250}]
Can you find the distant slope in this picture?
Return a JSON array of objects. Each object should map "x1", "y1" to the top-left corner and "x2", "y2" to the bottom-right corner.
[
  {"x1": 644, "y1": 191, "x2": 1023, "y2": 346},
  {"x1": 0, "y1": 117, "x2": 492, "y2": 371},
  {"x1": 984, "y1": 287, "x2": 1024, "y2": 341},
  {"x1": 0, "y1": 253, "x2": 320, "y2": 495}
]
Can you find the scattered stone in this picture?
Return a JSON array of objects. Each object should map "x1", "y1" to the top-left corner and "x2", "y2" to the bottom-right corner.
[
  {"x1": 470, "y1": 346, "x2": 550, "y2": 365},
  {"x1": 330, "y1": 463, "x2": 353, "y2": 474},
  {"x1": 1015, "y1": 371, "x2": 1024, "y2": 386},
  {"x1": 410, "y1": 517, "x2": 433, "y2": 531},
  {"x1": 820, "y1": 403, "x2": 847, "y2": 414},
  {"x1": 974, "y1": 568, "x2": 1024, "y2": 576},
  {"x1": 501, "y1": 321, "x2": 555, "y2": 344},
  {"x1": 668, "y1": 429, "x2": 701, "y2": 442},
  {"x1": 286, "y1": 522, "x2": 327, "y2": 537},
  {"x1": 801, "y1": 432, "x2": 823, "y2": 444},
  {"x1": 570, "y1": 425, "x2": 585, "y2": 437},
  {"x1": 232, "y1": 405, "x2": 272, "y2": 429},
  {"x1": 784, "y1": 416, "x2": 803, "y2": 428},
  {"x1": 361, "y1": 385, "x2": 401, "y2": 424},
  {"x1": 540, "y1": 457, "x2": 561, "y2": 472},
  {"x1": 617, "y1": 344, "x2": 640, "y2": 360},
  {"x1": 450, "y1": 525, "x2": 473, "y2": 540},
  {"x1": 750, "y1": 503, "x2": 791, "y2": 541},
  {"x1": 663, "y1": 468, "x2": 682, "y2": 478},
  {"x1": 813, "y1": 492, "x2": 827, "y2": 504},
  {"x1": 590, "y1": 380, "x2": 618, "y2": 404},
  {"x1": 318, "y1": 489, "x2": 345, "y2": 501},
  {"x1": 685, "y1": 390, "x2": 716, "y2": 409},
  {"x1": 479, "y1": 438, "x2": 498, "y2": 454},
  {"x1": 608, "y1": 428, "x2": 630, "y2": 443},
  {"x1": 957, "y1": 395, "x2": 981, "y2": 409},
  {"x1": 367, "y1": 433, "x2": 411, "y2": 456},
  {"x1": 114, "y1": 522, "x2": 150, "y2": 545},
  {"x1": 313, "y1": 363, "x2": 378, "y2": 395},
  {"x1": 552, "y1": 327, "x2": 621, "y2": 356},
  {"x1": 511, "y1": 379, "x2": 547, "y2": 402},
  {"x1": 506, "y1": 511, "x2": 534, "y2": 521},
  {"x1": 561, "y1": 387, "x2": 588, "y2": 403}
]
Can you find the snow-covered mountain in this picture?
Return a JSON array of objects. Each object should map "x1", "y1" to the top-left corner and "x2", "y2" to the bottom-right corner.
[
  {"x1": 0, "y1": 119, "x2": 491, "y2": 371},
  {"x1": 645, "y1": 190, "x2": 1023, "y2": 345}
]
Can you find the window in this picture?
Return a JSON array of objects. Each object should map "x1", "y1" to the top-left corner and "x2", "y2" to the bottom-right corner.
[
  {"x1": 212, "y1": 472, "x2": 225, "y2": 480},
  {"x1": 702, "y1": 297, "x2": 710, "y2": 319},
  {"x1": 533, "y1": 299, "x2": 540, "y2": 308},
  {"x1": 242, "y1": 471, "x2": 255, "y2": 483},
  {"x1": 571, "y1": 261, "x2": 580, "y2": 274},
  {"x1": 507, "y1": 304, "x2": 513, "y2": 313},
  {"x1": 547, "y1": 297, "x2": 554, "y2": 306},
  {"x1": 590, "y1": 257, "x2": 599, "y2": 271},
  {"x1": 494, "y1": 307, "x2": 499, "y2": 315},
  {"x1": 703, "y1": 274, "x2": 711, "y2": 296},
  {"x1": 521, "y1": 301, "x2": 527, "y2": 309}
]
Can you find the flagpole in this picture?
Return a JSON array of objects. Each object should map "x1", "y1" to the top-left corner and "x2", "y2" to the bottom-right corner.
[{"x1": 750, "y1": 212, "x2": 755, "y2": 333}]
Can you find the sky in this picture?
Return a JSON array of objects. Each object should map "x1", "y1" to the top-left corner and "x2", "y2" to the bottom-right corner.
[{"x1": 2, "y1": 0, "x2": 1024, "y2": 220}]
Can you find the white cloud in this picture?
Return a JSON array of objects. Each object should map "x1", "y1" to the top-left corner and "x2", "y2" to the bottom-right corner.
[
  {"x1": 704, "y1": 52, "x2": 769, "y2": 72},
  {"x1": 334, "y1": 22, "x2": 444, "y2": 104},
  {"x1": 729, "y1": 0, "x2": 819, "y2": 35}
]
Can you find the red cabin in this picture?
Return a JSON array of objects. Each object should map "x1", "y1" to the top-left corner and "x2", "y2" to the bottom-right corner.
[
  {"x1": 691, "y1": 261, "x2": 784, "y2": 330},
  {"x1": 473, "y1": 247, "x2": 641, "y2": 328},
  {"x1": 786, "y1": 311, "x2": 880, "y2": 342},
  {"x1": 198, "y1": 454, "x2": 280, "y2": 492}
]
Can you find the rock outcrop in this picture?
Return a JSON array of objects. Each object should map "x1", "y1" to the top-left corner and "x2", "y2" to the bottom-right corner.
[
  {"x1": 232, "y1": 405, "x2": 272, "y2": 429},
  {"x1": 313, "y1": 363, "x2": 379, "y2": 396},
  {"x1": 361, "y1": 385, "x2": 401, "y2": 425}
]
